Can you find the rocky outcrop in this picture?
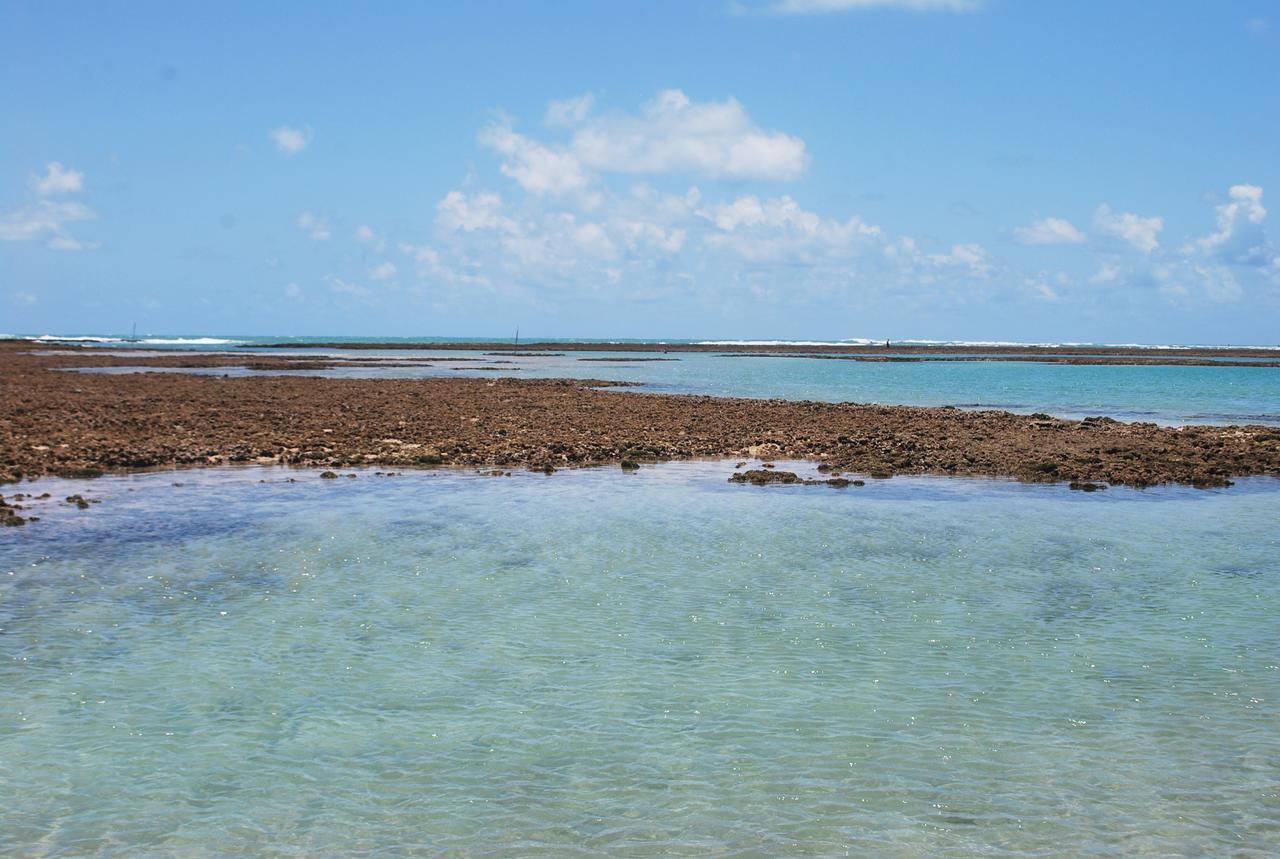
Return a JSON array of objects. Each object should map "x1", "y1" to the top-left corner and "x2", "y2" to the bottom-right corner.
[{"x1": 2, "y1": 340, "x2": 1278, "y2": 490}]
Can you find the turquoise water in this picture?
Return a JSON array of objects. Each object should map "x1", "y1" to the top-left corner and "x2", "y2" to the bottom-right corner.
[
  {"x1": 78, "y1": 347, "x2": 1280, "y2": 425},
  {"x1": 3, "y1": 463, "x2": 1278, "y2": 855},
  {"x1": 22, "y1": 329, "x2": 1280, "y2": 424}
]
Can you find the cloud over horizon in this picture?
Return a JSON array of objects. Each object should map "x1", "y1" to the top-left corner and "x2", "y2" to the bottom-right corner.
[
  {"x1": 2, "y1": 162, "x2": 97, "y2": 251},
  {"x1": 263, "y1": 88, "x2": 1277, "y2": 324}
]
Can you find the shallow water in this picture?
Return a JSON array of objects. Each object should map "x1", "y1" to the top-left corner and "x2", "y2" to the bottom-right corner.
[
  {"x1": 74, "y1": 347, "x2": 1280, "y2": 425},
  {"x1": 3, "y1": 463, "x2": 1278, "y2": 856}
]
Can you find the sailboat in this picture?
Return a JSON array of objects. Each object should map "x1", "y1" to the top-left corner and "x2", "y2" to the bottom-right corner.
[{"x1": 125, "y1": 322, "x2": 140, "y2": 343}]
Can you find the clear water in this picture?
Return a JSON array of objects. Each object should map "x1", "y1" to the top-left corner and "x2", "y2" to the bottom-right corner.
[
  {"x1": 4, "y1": 463, "x2": 1278, "y2": 856},
  {"x1": 75, "y1": 347, "x2": 1280, "y2": 425}
]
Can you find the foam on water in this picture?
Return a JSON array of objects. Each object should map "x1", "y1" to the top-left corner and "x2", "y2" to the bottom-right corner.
[
  {"x1": 24, "y1": 335, "x2": 246, "y2": 346},
  {"x1": 3, "y1": 463, "x2": 1278, "y2": 855}
]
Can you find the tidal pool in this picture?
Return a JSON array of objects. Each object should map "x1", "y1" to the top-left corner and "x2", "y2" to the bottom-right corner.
[{"x1": 2, "y1": 463, "x2": 1278, "y2": 855}]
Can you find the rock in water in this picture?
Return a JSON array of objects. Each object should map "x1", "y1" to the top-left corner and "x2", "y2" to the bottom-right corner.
[{"x1": 729, "y1": 469, "x2": 803, "y2": 485}]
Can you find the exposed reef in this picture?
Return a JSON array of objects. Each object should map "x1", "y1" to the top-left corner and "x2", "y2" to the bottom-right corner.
[{"x1": 3, "y1": 340, "x2": 1278, "y2": 492}]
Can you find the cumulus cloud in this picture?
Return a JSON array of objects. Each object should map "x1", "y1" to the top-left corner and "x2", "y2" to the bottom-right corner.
[
  {"x1": 3, "y1": 162, "x2": 97, "y2": 249},
  {"x1": 478, "y1": 125, "x2": 591, "y2": 194},
  {"x1": 941, "y1": 243, "x2": 992, "y2": 276},
  {"x1": 1093, "y1": 204, "x2": 1163, "y2": 252},
  {"x1": 1191, "y1": 184, "x2": 1271, "y2": 266},
  {"x1": 479, "y1": 89, "x2": 808, "y2": 196},
  {"x1": 702, "y1": 194, "x2": 882, "y2": 261},
  {"x1": 399, "y1": 240, "x2": 490, "y2": 287},
  {"x1": 436, "y1": 191, "x2": 518, "y2": 233},
  {"x1": 1013, "y1": 216, "x2": 1085, "y2": 245},
  {"x1": 571, "y1": 89, "x2": 808, "y2": 181},
  {"x1": 313, "y1": 93, "x2": 1280, "y2": 317},
  {"x1": 423, "y1": 120, "x2": 1020, "y2": 308},
  {"x1": 269, "y1": 125, "x2": 313, "y2": 155},
  {"x1": 296, "y1": 211, "x2": 331, "y2": 241},
  {"x1": 369, "y1": 261, "x2": 397, "y2": 281},
  {"x1": 1089, "y1": 262, "x2": 1121, "y2": 284},
  {"x1": 1191, "y1": 264, "x2": 1244, "y2": 302},
  {"x1": 1031, "y1": 186, "x2": 1276, "y2": 306},
  {"x1": 0, "y1": 200, "x2": 96, "y2": 250},
  {"x1": 1027, "y1": 276, "x2": 1061, "y2": 302},
  {"x1": 32, "y1": 162, "x2": 84, "y2": 195},
  {"x1": 47, "y1": 235, "x2": 99, "y2": 252},
  {"x1": 354, "y1": 224, "x2": 387, "y2": 252},
  {"x1": 545, "y1": 93, "x2": 594, "y2": 127}
]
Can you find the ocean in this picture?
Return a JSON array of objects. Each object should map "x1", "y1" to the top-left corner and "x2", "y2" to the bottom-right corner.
[{"x1": 3, "y1": 337, "x2": 1279, "y2": 855}]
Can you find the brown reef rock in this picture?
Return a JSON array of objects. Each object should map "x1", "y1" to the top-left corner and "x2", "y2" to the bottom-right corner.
[{"x1": 2, "y1": 340, "x2": 1278, "y2": 491}]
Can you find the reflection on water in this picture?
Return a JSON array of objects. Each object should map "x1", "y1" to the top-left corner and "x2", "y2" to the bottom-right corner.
[{"x1": 3, "y1": 463, "x2": 1278, "y2": 855}]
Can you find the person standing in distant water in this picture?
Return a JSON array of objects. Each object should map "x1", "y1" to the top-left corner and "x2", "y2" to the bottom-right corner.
[{"x1": 885, "y1": 339, "x2": 890, "y2": 348}]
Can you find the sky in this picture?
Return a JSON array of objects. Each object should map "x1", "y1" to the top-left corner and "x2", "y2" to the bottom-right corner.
[{"x1": 2, "y1": 0, "x2": 1278, "y2": 343}]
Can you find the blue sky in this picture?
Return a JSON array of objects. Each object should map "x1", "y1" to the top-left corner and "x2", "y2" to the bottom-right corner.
[{"x1": 3, "y1": 0, "x2": 1278, "y2": 343}]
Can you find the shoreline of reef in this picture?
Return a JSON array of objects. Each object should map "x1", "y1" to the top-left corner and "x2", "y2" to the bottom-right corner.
[{"x1": 4, "y1": 341, "x2": 1278, "y2": 514}]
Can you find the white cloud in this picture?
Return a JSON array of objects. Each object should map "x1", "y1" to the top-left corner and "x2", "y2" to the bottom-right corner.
[
  {"x1": 1155, "y1": 262, "x2": 1244, "y2": 304},
  {"x1": 570, "y1": 221, "x2": 617, "y2": 259},
  {"x1": 4, "y1": 164, "x2": 96, "y2": 249},
  {"x1": 930, "y1": 242, "x2": 992, "y2": 278},
  {"x1": 284, "y1": 282, "x2": 303, "y2": 300},
  {"x1": 11, "y1": 291, "x2": 38, "y2": 306},
  {"x1": 269, "y1": 125, "x2": 313, "y2": 155},
  {"x1": 545, "y1": 93, "x2": 594, "y2": 127},
  {"x1": 400, "y1": 242, "x2": 440, "y2": 265},
  {"x1": 1193, "y1": 264, "x2": 1243, "y2": 302},
  {"x1": 1083, "y1": 186, "x2": 1278, "y2": 306},
  {"x1": 32, "y1": 162, "x2": 84, "y2": 195},
  {"x1": 1191, "y1": 184, "x2": 1270, "y2": 265},
  {"x1": 770, "y1": 0, "x2": 980, "y2": 13},
  {"x1": 425, "y1": 163, "x2": 1012, "y2": 307},
  {"x1": 616, "y1": 219, "x2": 687, "y2": 254},
  {"x1": 479, "y1": 125, "x2": 591, "y2": 194},
  {"x1": 1013, "y1": 216, "x2": 1085, "y2": 245},
  {"x1": 354, "y1": 224, "x2": 387, "y2": 252},
  {"x1": 702, "y1": 194, "x2": 883, "y2": 261},
  {"x1": 296, "y1": 211, "x2": 331, "y2": 241},
  {"x1": 477, "y1": 89, "x2": 809, "y2": 199},
  {"x1": 0, "y1": 200, "x2": 96, "y2": 249},
  {"x1": 47, "y1": 235, "x2": 100, "y2": 252},
  {"x1": 1093, "y1": 204, "x2": 1163, "y2": 252},
  {"x1": 317, "y1": 94, "x2": 1280, "y2": 316},
  {"x1": 1029, "y1": 278, "x2": 1060, "y2": 301},
  {"x1": 399, "y1": 241, "x2": 490, "y2": 287},
  {"x1": 1089, "y1": 262, "x2": 1121, "y2": 284},
  {"x1": 436, "y1": 191, "x2": 517, "y2": 232},
  {"x1": 571, "y1": 89, "x2": 808, "y2": 181}
]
